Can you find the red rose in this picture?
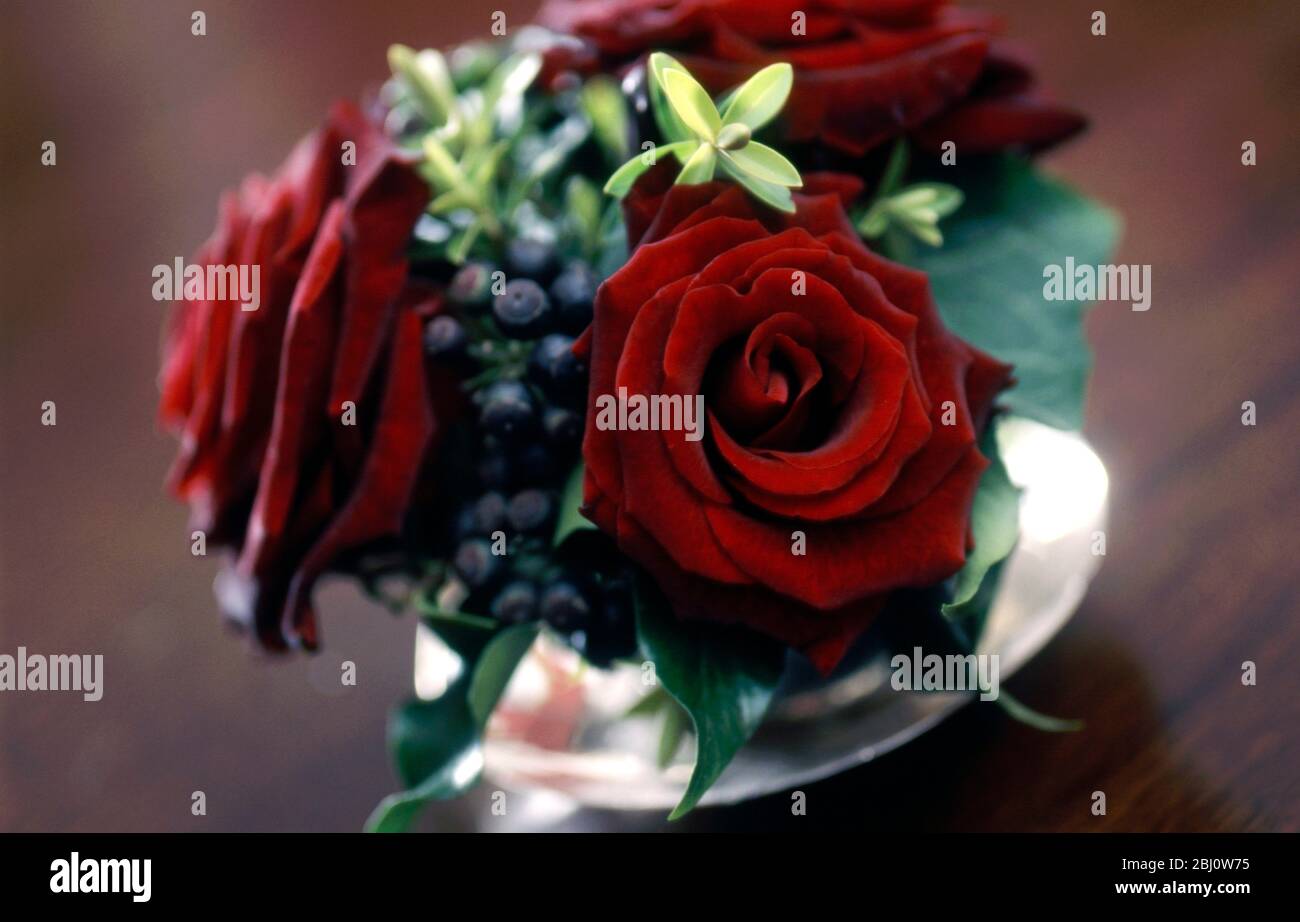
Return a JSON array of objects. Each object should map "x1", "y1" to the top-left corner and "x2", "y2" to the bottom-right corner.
[
  {"x1": 538, "y1": 0, "x2": 1083, "y2": 156},
  {"x1": 158, "y1": 101, "x2": 453, "y2": 651},
  {"x1": 578, "y1": 165, "x2": 1012, "y2": 672}
]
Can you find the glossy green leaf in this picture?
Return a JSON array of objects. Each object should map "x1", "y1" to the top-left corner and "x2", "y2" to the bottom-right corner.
[
  {"x1": 634, "y1": 575, "x2": 785, "y2": 819},
  {"x1": 723, "y1": 142, "x2": 801, "y2": 187},
  {"x1": 656, "y1": 701, "x2": 689, "y2": 770},
  {"x1": 901, "y1": 156, "x2": 1120, "y2": 430},
  {"x1": 365, "y1": 689, "x2": 482, "y2": 832},
  {"x1": 604, "y1": 141, "x2": 695, "y2": 197},
  {"x1": 659, "y1": 66, "x2": 721, "y2": 141},
  {"x1": 366, "y1": 615, "x2": 535, "y2": 832},
  {"x1": 719, "y1": 63, "x2": 793, "y2": 131},
  {"x1": 718, "y1": 154, "x2": 794, "y2": 213},
  {"x1": 675, "y1": 142, "x2": 717, "y2": 184},
  {"x1": 942, "y1": 420, "x2": 1020, "y2": 624},
  {"x1": 553, "y1": 463, "x2": 597, "y2": 546},
  {"x1": 647, "y1": 52, "x2": 697, "y2": 143},
  {"x1": 468, "y1": 623, "x2": 539, "y2": 726}
]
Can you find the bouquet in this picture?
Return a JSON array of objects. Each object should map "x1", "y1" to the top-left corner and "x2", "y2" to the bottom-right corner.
[{"x1": 159, "y1": 0, "x2": 1116, "y2": 830}]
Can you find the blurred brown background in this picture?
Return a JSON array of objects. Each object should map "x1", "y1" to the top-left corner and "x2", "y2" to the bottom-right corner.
[{"x1": 1, "y1": 0, "x2": 1297, "y2": 832}]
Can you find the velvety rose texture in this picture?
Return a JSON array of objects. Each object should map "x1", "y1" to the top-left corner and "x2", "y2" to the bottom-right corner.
[
  {"x1": 159, "y1": 101, "x2": 451, "y2": 651},
  {"x1": 538, "y1": 0, "x2": 1083, "y2": 156},
  {"x1": 578, "y1": 166, "x2": 1012, "y2": 671}
]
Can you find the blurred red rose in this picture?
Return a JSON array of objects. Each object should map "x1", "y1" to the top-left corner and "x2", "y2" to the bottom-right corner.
[
  {"x1": 158, "y1": 101, "x2": 456, "y2": 651},
  {"x1": 578, "y1": 165, "x2": 1012, "y2": 671},
  {"x1": 538, "y1": 0, "x2": 1083, "y2": 156}
]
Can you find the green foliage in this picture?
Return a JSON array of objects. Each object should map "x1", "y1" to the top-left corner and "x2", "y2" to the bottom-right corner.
[
  {"x1": 857, "y1": 142, "x2": 963, "y2": 246},
  {"x1": 942, "y1": 421, "x2": 1021, "y2": 629},
  {"x1": 604, "y1": 57, "x2": 802, "y2": 213},
  {"x1": 633, "y1": 575, "x2": 785, "y2": 819},
  {"x1": 552, "y1": 463, "x2": 597, "y2": 547},
  {"x1": 366, "y1": 619, "x2": 539, "y2": 832},
  {"x1": 385, "y1": 41, "x2": 629, "y2": 266},
  {"x1": 901, "y1": 156, "x2": 1121, "y2": 430}
]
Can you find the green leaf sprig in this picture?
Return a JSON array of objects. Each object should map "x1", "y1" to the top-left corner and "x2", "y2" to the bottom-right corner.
[
  {"x1": 387, "y1": 43, "x2": 606, "y2": 264},
  {"x1": 856, "y1": 141, "x2": 964, "y2": 247},
  {"x1": 605, "y1": 53, "x2": 803, "y2": 213}
]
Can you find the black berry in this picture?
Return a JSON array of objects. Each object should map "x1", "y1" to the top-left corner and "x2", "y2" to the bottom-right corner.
[
  {"x1": 477, "y1": 451, "x2": 514, "y2": 491},
  {"x1": 539, "y1": 579, "x2": 592, "y2": 632},
  {"x1": 490, "y1": 580, "x2": 538, "y2": 624},
  {"x1": 507, "y1": 489, "x2": 555, "y2": 535},
  {"x1": 550, "y1": 261, "x2": 599, "y2": 333},
  {"x1": 472, "y1": 491, "x2": 509, "y2": 534},
  {"x1": 478, "y1": 379, "x2": 538, "y2": 442},
  {"x1": 453, "y1": 538, "x2": 503, "y2": 589},
  {"x1": 528, "y1": 334, "x2": 587, "y2": 406},
  {"x1": 513, "y1": 442, "x2": 555, "y2": 486},
  {"x1": 505, "y1": 237, "x2": 558, "y2": 284},
  {"x1": 542, "y1": 406, "x2": 584, "y2": 453},
  {"x1": 448, "y1": 261, "x2": 498, "y2": 308},
  {"x1": 492, "y1": 279, "x2": 553, "y2": 338},
  {"x1": 423, "y1": 315, "x2": 468, "y2": 359}
]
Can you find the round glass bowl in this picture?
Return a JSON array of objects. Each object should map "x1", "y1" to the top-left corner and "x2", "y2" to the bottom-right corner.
[{"x1": 415, "y1": 417, "x2": 1108, "y2": 811}]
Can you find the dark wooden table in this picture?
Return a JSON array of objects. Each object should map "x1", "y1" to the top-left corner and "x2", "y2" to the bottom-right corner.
[{"x1": 1, "y1": 0, "x2": 1296, "y2": 832}]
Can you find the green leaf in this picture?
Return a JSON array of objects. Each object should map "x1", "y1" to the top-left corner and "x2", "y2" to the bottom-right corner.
[
  {"x1": 365, "y1": 689, "x2": 482, "y2": 832},
  {"x1": 468, "y1": 623, "x2": 539, "y2": 726},
  {"x1": 389, "y1": 45, "x2": 458, "y2": 127},
  {"x1": 723, "y1": 142, "x2": 801, "y2": 187},
  {"x1": 675, "y1": 142, "x2": 717, "y2": 184},
  {"x1": 595, "y1": 200, "x2": 629, "y2": 278},
  {"x1": 580, "y1": 75, "x2": 631, "y2": 162},
  {"x1": 421, "y1": 136, "x2": 484, "y2": 212},
  {"x1": 647, "y1": 53, "x2": 696, "y2": 143},
  {"x1": 634, "y1": 575, "x2": 785, "y2": 819},
  {"x1": 413, "y1": 594, "x2": 497, "y2": 631},
  {"x1": 718, "y1": 63, "x2": 792, "y2": 131},
  {"x1": 366, "y1": 616, "x2": 536, "y2": 832},
  {"x1": 659, "y1": 66, "x2": 722, "y2": 141},
  {"x1": 553, "y1": 463, "x2": 597, "y2": 546},
  {"x1": 503, "y1": 115, "x2": 589, "y2": 214},
  {"x1": 876, "y1": 139, "x2": 909, "y2": 197},
  {"x1": 480, "y1": 51, "x2": 541, "y2": 132},
  {"x1": 564, "y1": 176, "x2": 604, "y2": 257},
  {"x1": 857, "y1": 208, "x2": 889, "y2": 238},
  {"x1": 942, "y1": 421, "x2": 1020, "y2": 624},
  {"x1": 718, "y1": 154, "x2": 794, "y2": 213},
  {"x1": 904, "y1": 182, "x2": 964, "y2": 217},
  {"x1": 997, "y1": 691, "x2": 1084, "y2": 733},
  {"x1": 656, "y1": 700, "x2": 690, "y2": 770},
  {"x1": 901, "y1": 156, "x2": 1120, "y2": 430},
  {"x1": 624, "y1": 685, "x2": 672, "y2": 719},
  {"x1": 604, "y1": 141, "x2": 695, "y2": 197},
  {"x1": 446, "y1": 217, "x2": 483, "y2": 265},
  {"x1": 895, "y1": 211, "x2": 944, "y2": 247}
]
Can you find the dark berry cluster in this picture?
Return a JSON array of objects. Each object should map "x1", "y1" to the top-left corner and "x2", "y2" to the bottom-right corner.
[{"x1": 422, "y1": 245, "x2": 636, "y2": 666}]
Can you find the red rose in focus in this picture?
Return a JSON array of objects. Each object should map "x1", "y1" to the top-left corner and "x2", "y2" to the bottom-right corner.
[
  {"x1": 538, "y1": 0, "x2": 1083, "y2": 156},
  {"x1": 579, "y1": 165, "x2": 1012, "y2": 672},
  {"x1": 158, "y1": 101, "x2": 453, "y2": 651}
]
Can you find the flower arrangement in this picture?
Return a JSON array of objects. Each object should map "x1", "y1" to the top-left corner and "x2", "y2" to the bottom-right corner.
[{"x1": 159, "y1": 0, "x2": 1116, "y2": 830}]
